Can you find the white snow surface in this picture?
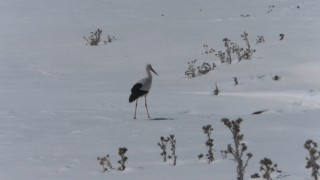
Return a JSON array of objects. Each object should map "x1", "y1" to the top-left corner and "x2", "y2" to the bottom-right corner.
[{"x1": 1, "y1": 0, "x2": 320, "y2": 179}]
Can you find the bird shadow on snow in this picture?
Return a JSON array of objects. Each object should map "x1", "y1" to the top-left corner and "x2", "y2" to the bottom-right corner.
[{"x1": 148, "y1": 117, "x2": 175, "y2": 121}]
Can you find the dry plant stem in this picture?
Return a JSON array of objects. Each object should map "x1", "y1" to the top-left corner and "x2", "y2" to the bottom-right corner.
[{"x1": 222, "y1": 118, "x2": 252, "y2": 180}]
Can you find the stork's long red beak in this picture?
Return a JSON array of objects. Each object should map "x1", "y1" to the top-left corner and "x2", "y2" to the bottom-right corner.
[{"x1": 151, "y1": 68, "x2": 158, "y2": 76}]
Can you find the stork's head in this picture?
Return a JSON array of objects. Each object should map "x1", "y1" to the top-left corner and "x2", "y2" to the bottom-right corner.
[{"x1": 146, "y1": 64, "x2": 158, "y2": 76}]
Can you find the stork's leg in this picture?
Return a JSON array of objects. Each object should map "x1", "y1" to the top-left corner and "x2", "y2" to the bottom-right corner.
[
  {"x1": 134, "y1": 99, "x2": 138, "y2": 119},
  {"x1": 145, "y1": 96, "x2": 150, "y2": 118}
]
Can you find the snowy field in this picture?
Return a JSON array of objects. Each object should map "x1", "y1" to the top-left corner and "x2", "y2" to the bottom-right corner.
[{"x1": 1, "y1": 0, "x2": 320, "y2": 179}]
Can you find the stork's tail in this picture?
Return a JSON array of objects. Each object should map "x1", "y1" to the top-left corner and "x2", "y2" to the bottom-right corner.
[{"x1": 129, "y1": 93, "x2": 139, "y2": 103}]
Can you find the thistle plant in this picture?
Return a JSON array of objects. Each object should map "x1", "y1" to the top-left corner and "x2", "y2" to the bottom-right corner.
[
  {"x1": 97, "y1": 154, "x2": 114, "y2": 172},
  {"x1": 185, "y1": 59, "x2": 215, "y2": 78},
  {"x1": 223, "y1": 38, "x2": 232, "y2": 64},
  {"x1": 197, "y1": 62, "x2": 215, "y2": 75},
  {"x1": 158, "y1": 135, "x2": 177, "y2": 166},
  {"x1": 251, "y1": 158, "x2": 282, "y2": 180},
  {"x1": 118, "y1": 147, "x2": 128, "y2": 171},
  {"x1": 304, "y1": 139, "x2": 320, "y2": 180},
  {"x1": 168, "y1": 134, "x2": 177, "y2": 166},
  {"x1": 256, "y1": 35, "x2": 266, "y2": 44},
  {"x1": 158, "y1": 136, "x2": 169, "y2": 162},
  {"x1": 84, "y1": 28, "x2": 102, "y2": 46},
  {"x1": 105, "y1": 34, "x2": 117, "y2": 44},
  {"x1": 200, "y1": 124, "x2": 214, "y2": 163},
  {"x1": 231, "y1": 42, "x2": 244, "y2": 62},
  {"x1": 84, "y1": 28, "x2": 116, "y2": 46},
  {"x1": 216, "y1": 51, "x2": 226, "y2": 63},
  {"x1": 233, "y1": 77, "x2": 239, "y2": 86},
  {"x1": 221, "y1": 118, "x2": 252, "y2": 180},
  {"x1": 185, "y1": 59, "x2": 197, "y2": 78},
  {"x1": 213, "y1": 83, "x2": 220, "y2": 96},
  {"x1": 187, "y1": 32, "x2": 257, "y2": 79},
  {"x1": 203, "y1": 44, "x2": 215, "y2": 54},
  {"x1": 240, "y1": 31, "x2": 256, "y2": 60},
  {"x1": 97, "y1": 147, "x2": 128, "y2": 172},
  {"x1": 214, "y1": 32, "x2": 255, "y2": 63}
]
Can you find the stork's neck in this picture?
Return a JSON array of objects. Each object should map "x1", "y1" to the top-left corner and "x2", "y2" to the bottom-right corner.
[{"x1": 146, "y1": 68, "x2": 152, "y2": 79}]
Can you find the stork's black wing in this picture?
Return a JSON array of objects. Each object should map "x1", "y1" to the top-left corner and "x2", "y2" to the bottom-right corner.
[
  {"x1": 129, "y1": 83, "x2": 148, "y2": 103},
  {"x1": 131, "y1": 83, "x2": 142, "y2": 93}
]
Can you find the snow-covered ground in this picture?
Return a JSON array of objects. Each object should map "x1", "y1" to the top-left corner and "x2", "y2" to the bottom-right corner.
[{"x1": 1, "y1": 0, "x2": 320, "y2": 179}]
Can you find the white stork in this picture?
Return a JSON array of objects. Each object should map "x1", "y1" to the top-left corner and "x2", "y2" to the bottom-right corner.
[{"x1": 129, "y1": 64, "x2": 158, "y2": 119}]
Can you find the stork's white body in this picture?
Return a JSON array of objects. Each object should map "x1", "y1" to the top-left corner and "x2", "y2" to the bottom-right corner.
[
  {"x1": 129, "y1": 64, "x2": 158, "y2": 119},
  {"x1": 138, "y1": 75, "x2": 152, "y2": 92}
]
